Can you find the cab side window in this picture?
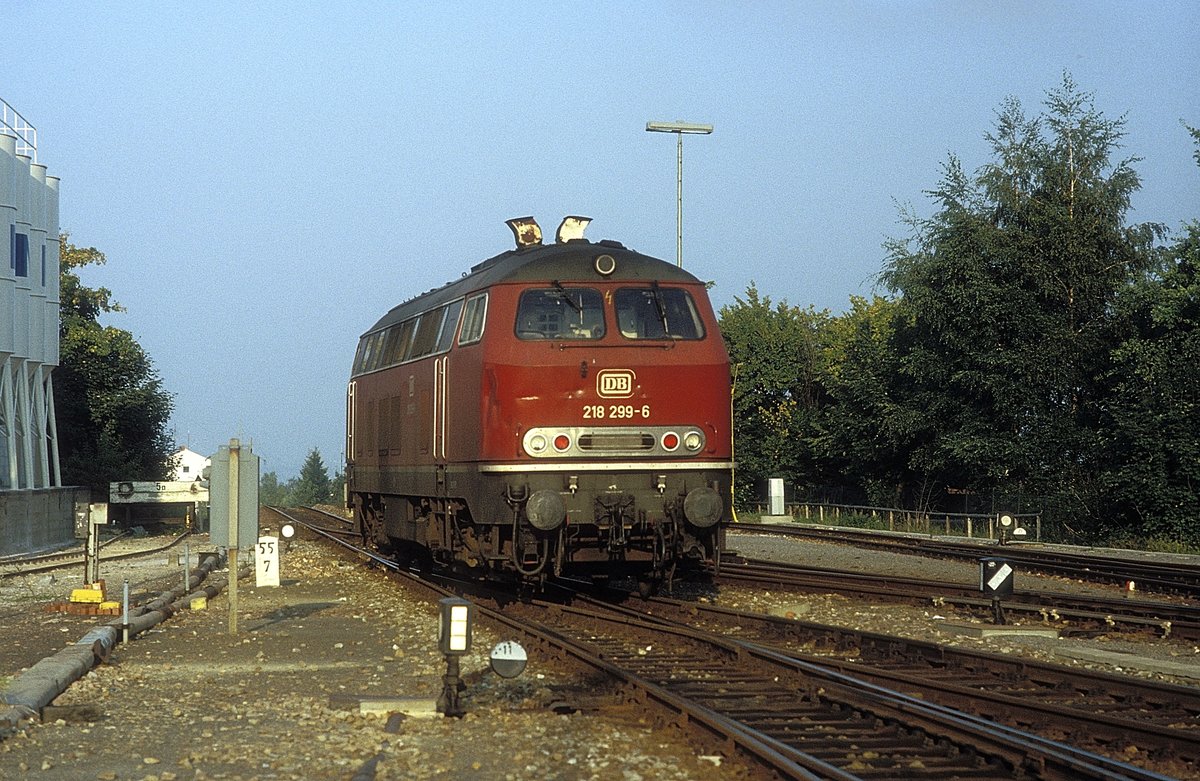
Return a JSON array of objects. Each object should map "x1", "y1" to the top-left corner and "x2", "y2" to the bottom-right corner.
[
  {"x1": 409, "y1": 309, "x2": 446, "y2": 359},
  {"x1": 436, "y1": 299, "x2": 465, "y2": 352},
  {"x1": 458, "y1": 293, "x2": 488, "y2": 346}
]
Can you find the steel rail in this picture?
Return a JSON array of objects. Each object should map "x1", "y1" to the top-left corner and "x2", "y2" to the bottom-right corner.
[
  {"x1": 267, "y1": 507, "x2": 395, "y2": 569},
  {"x1": 0, "y1": 530, "x2": 131, "y2": 567},
  {"x1": 494, "y1": 604, "x2": 851, "y2": 781},
  {"x1": 742, "y1": 640, "x2": 1177, "y2": 781},
  {"x1": 719, "y1": 559, "x2": 1200, "y2": 640},
  {"x1": 733, "y1": 523, "x2": 1200, "y2": 596},
  {"x1": 590, "y1": 591, "x2": 1200, "y2": 766},
  {"x1": 521, "y1": 598, "x2": 1171, "y2": 780},
  {"x1": 0, "y1": 531, "x2": 188, "y2": 579}
]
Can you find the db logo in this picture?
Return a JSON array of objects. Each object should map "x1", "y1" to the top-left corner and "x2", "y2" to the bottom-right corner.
[{"x1": 596, "y1": 369, "x2": 635, "y2": 398}]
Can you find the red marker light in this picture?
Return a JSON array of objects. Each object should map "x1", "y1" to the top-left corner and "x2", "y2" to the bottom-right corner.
[
  {"x1": 553, "y1": 434, "x2": 571, "y2": 451},
  {"x1": 661, "y1": 432, "x2": 680, "y2": 451}
]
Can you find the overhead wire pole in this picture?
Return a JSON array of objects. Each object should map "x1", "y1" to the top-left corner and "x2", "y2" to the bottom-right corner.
[{"x1": 646, "y1": 120, "x2": 713, "y2": 267}]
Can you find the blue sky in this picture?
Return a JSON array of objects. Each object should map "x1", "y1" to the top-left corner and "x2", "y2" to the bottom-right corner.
[{"x1": 6, "y1": 1, "x2": 1198, "y2": 480}]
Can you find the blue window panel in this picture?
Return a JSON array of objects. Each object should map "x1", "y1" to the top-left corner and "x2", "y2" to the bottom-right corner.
[{"x1": 14, "y1": 232, "x2": 28, "y2": 277}]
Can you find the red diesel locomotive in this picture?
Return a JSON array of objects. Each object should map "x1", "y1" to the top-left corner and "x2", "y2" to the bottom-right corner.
[{"x1": 346, "y1": 217, "x2": 732, "y2": 589}]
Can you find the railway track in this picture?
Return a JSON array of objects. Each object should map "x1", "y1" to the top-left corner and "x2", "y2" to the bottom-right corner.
[
  {"x1": 279, "y1": 505, "x2": 357, "y2": 538},
  {"x1": 734, "y1": 523, "x2": 1200, "y2": 597},
  {"x1": 583, "y1": 590, "x2": 1200, "y2": 774},
  {"x1": 494, "y1": 595, "x2": 1176, "y2": 779},
  {"x1": 719, "y1": 558, "x2": 1200, "y2": 641},
  {"x1": 273, "y1": 506, "x2": 1186, "y2": 779},
  {"x1": 0, "y1": 531, "x2": 189, "y2": 579}
]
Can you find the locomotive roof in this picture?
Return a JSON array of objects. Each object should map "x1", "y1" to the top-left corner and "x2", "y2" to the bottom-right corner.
[{"x1": 363, "y1": 239, "x2": 703, "y2": 335}]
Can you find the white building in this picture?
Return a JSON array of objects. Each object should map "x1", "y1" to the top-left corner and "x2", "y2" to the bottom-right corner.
[
  {"x1": 1, "y1": 100, "x2": 60, "y2": 491},
  {"x1": 0, "y1": 101, "x2": 81, "y2": 557},
  {"x1": 171, "y1": 446, "x2": 210, "y2": 482}
]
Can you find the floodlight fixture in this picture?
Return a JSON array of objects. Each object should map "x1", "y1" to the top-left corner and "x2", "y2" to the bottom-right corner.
[
  {"x1": 646, "y1": 119, "x2": 713, "y2": 267},
  {"x1": 646, "y1": 121, "x2": 713, "y2": 134}
]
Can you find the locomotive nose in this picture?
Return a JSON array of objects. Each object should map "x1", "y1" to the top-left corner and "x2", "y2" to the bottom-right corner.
[
  {"x1": 526, "y1": 489, "x2": 567, "y2": 530},
  {"x1": 683, "y1": 486, "x2": 723, "y2": 528}
]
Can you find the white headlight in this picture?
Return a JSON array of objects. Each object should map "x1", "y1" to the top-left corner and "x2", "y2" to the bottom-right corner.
[{"x1": 684, "y1": 431, "x2": 704, "y2": 451}]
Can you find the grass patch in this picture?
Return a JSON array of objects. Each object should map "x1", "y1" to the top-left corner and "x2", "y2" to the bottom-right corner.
[{"x1": 1143, "y1": 537, "x2": 1200, "y2": 555}]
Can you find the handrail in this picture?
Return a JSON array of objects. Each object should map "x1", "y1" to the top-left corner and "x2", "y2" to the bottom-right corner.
[
  {"x1": 1, "y1": 98, "x2": 37, "y2": 162},
  {"x1": 750, "y1": 500, "x2": 1043, "y2": 541}
]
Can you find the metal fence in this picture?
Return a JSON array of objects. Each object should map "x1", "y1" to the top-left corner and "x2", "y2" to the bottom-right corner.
[{"x1": 749, "y1": 501, "x2": 1042, "y2": 542}]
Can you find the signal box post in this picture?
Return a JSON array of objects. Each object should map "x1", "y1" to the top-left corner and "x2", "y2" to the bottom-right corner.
[
  {"x1": 210, "y1": 439, "x2": 260, "y2": 634},
  {"x1": 437, "y1": 597, "x2": 474, "y2": 717},
  {"x1": 82, "y1": 503, "x2": 108, "y2": 585}
]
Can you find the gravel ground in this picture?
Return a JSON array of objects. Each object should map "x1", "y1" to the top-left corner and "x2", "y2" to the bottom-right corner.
[
  {"x1": 0, "y1": 530, "x2": 752, "y2": 781},
  {"x1": 0, "y1": 523, "x2": 1197, "y2": 781}
]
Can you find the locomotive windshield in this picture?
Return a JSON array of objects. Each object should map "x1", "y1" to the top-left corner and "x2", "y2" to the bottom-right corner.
[
  {"x1": 615, "y1": 286, "x2": 705, "y2": 339},
  {"x1": 516, "y1": 287, "x2": 605, "y2": 339}
]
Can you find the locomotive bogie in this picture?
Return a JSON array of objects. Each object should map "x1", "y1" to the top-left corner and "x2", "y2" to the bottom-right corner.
[{"x1": 351, "y1": 464, "x2": 727, "y2": 576}]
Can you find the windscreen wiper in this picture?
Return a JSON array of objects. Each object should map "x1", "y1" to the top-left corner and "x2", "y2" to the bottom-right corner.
[
  {"x1": 650, "y1": 281, "x2": 671, "y2": 335},
  {"x1": 551, "y1": 280, "x2": 582, "y2": 313}
]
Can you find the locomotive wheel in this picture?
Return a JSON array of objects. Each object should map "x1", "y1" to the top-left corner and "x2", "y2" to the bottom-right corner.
[
  {"x1": 355, "y1": 504, "x2": 372, "y2": 548},
  {"x1": 636, "y1": 578, "x2": 659, "y2": 599},
  {"x1": 391, "y1": 547, "x2": 412, "y2": 569}
]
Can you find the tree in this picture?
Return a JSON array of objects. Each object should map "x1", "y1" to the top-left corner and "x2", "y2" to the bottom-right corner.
[
  {"x1": 259, "y1": 471, "x2": 291, "y2": 506},
  {"x1": 719, "y1": 285, "x2": 830, "y2": 504},
  {"x1": 1096, "y1": 126, "x2": 1200, "y2": 546},
  {"x1": 291, "y1": 448, "x2": 332, "y2": 506},
  {"x1": 881, "y1": 75, "x2": 1160, "y2": 537},
  {"x1": 329, "y1": 467, "x2": 346, "y2": 506},
  {"x1": 816, "y1": 296, "x2": 918, "y2": 507},
  {"x1": 55, "y1": 233, "x2": 175, "y2": 490}
]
